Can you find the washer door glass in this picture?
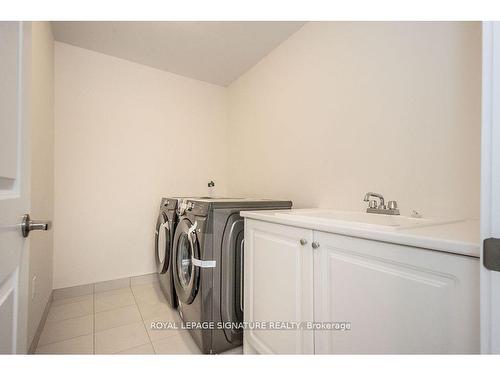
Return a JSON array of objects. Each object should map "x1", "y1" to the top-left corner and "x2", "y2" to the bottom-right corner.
[
  {"x1": 177, "y1": 233, "x2": 192, "y2": 288},
  {"x1": 173, "y1": 219, "x2": 200, "y2": 304}
]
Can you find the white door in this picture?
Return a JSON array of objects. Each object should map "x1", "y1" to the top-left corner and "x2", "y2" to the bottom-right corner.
[
  {"x1": 481, "y1": 21, "x2": 500, "y2": 354},
  {"x1": 0, "y1": 21, "x2": 31, "y2": 354},
  {"x1": 243, "y1": 219, "x2": 314, "y2": 354}
]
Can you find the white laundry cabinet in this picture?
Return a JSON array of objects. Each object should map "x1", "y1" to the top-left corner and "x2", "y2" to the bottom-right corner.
[{"x1": 243, "y1": 218, "x2": 479, "y2": 354}]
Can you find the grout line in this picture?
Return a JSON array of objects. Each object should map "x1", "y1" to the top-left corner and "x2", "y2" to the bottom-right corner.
[
  {"x1": 94, "y1": 287, "x2": 133, "y2": 296},
  {"x1": 94, "y1": 320, "x2": 144, "y2": 335},
  {"x1": 42, "y1": 282, "x2": 160, "y2": 354},
  {"x1": 36, "y1": 332, "x2": 94, "y2": 350},
  {"x1": 41, "y1": 315, "x2": 93, "y2": 332},
  {"x1": 44, "y1": 295, "x2": 93, "y2": 324},
  {"x1": 44, "y1": 310, "x2": 93, "y2": 324},
  {"x1": 93, "y1": 309, "x2": 143, "y2": 334},
  {"x1": 44, "y1": 282, "x2": 159, "y2": 354},
  {"x1": 51, "y1": 293, "x2": 93, "y2": 305},
  {"x1": 130, "y1": 284, "x2": 156, "y2": 354},
  {"x1": 94, "y1": 301, "x2": 137, "y2": 315}
]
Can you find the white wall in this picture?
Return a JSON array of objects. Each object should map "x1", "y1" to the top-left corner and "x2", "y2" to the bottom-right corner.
[
  {"x1": 227, "y1": 22, "x2": 481, "y2": 219},
  {"x1": 29, "y1": 22, "x2": 54, "y2": 345},
  {"x1": 54, "y1": 42, "x2": 228, "y2": 288},
  {"x1": 53, "y1": 22, "x2": 482, "y2": 289}
]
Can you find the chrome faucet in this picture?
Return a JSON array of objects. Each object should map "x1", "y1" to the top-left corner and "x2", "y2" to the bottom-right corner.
[
  {"x1": 363, "y1": 192, "x2": 400, "y2": 215},
  {"x1": 364, "y1": 192, "x2": 385, "y2": 209}
]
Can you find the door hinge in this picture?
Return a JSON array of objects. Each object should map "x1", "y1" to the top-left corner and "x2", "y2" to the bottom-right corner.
[{"x1": 484, "y1": 238, "x2": 500, "y2": 272}]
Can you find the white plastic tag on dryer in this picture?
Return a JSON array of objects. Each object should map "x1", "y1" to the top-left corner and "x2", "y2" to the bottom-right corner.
[
  {"x1": 188, "y1": 221, "x2": 216, "y2": 268},
  {"x1": 191, "y1": 257, "x2": 216, "y2": 268}
]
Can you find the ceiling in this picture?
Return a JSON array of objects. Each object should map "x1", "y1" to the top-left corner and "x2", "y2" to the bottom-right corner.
[{"x1": 51, "y1": 21, "x2": 305, "y2": 86}]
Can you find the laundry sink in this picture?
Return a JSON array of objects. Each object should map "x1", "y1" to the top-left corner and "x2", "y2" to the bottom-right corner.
[{"x1": 273, "y1": 209, "x2": 463, "y2": 231}]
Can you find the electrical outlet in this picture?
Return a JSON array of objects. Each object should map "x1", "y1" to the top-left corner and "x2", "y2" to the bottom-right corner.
[{"x1": 31, "y1": 275, "x2": 37, "y2": 300}]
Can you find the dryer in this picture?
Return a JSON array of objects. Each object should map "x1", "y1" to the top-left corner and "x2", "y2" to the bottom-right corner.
[
  {"x1": 172, "y1": 198, "x2": 292, "y2": 354},
  {"x1": 154, "y1": 197, "x2": 185, "y2": 308}
]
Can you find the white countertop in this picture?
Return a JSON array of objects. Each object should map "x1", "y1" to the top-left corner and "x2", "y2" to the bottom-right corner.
[{"x1": 241, "y1": 209, "x2": 480, "y2": 258}]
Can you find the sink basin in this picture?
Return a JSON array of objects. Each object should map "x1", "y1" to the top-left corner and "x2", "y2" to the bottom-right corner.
[{"x1": 274, "y1": 209, "x2": 463, "y2": 231}]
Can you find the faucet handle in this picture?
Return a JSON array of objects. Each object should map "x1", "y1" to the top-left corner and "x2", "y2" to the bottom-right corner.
[
  {"x1": 368, "y1": 200, "x2": 378, "y2": 209},
  {"x1": 388, "y1": 201, "x2": 398, "y2": 210},
  {"x1": 411, "y1": 210, "x2": 422, "y2": 218}
]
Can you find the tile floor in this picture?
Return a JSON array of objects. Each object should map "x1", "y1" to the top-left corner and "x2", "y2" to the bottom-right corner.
[{"x1": 35, "y1": 274, "x2": 242, "y2": 355}]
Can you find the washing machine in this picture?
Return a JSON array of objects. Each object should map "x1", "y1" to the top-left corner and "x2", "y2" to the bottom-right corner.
[
  {"x1": 172, "y1": 198, "x2": 292, "y2": 354},
  {"x1": 154, "y1": 197, "x2": 184, "y2": 308}
]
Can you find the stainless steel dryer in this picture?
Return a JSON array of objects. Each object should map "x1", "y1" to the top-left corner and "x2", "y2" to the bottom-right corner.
[
  {"x1": 172, "y1": 198, "x2": 292, "y2": 354},
  {"x1": 154, "y1": 197, "x2": 186, "y2": 308}
]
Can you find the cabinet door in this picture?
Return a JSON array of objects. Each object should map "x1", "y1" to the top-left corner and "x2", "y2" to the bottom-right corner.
[
  {"x1": 244, "y1": 219, "x2": 314, "y2": 354},
  {"x1": 313, "y1": 231, "x2": 479, "y2": 354}
]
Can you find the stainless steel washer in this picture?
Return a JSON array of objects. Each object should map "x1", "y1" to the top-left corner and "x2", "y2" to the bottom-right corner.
[{"x1": 154, "y1": 198, "x2": 187, "y2": 308}]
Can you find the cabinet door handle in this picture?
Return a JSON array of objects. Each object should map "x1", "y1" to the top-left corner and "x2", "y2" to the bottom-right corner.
[
  {"x1": 311, "y1": 241, "x2": 320, "y2": 249},
  {"x1": 300, "y1": 238, "x2": 308, "y2": 246}
]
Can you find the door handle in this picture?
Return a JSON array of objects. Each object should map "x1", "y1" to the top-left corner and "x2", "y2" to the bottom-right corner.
[{"x1": 21, "y1": 214, "x2": 51, "y2": 238}]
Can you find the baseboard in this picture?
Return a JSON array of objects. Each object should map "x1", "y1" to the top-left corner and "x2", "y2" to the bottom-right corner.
[
  {"x1": 28, "y1": 290, "x2": 53, "y2": 354},
  {"x1": 53, "y1": 273, "x2": 159, "y2": 296},
  {"x1": 28, "y1": 273, "x2": 158, "y2": 353}
]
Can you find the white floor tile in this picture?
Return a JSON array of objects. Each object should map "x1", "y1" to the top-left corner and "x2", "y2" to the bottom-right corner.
[
  {"x1": 36, "y1": 334, "x2": 93, "y2": 354},
  {"x1": 51, "y1": 294, "x2": 93, "y2": 307},
  {"x1": 46, "y1": 299, "x2": 93, "y2": 322},
  {"x1": 38, "y1": 314, "x2": 93, "y2": 346},
  {"x1": 131, "y1": 280, "x2": 162, "y2": 292},
  {"x1": 95, "y1": 288, "x2": 135, "y2": 313},
  {"x1": 132, "y1": 283, "x2": 166, "y2": 305},
  {"x1": 94, "y1": 277, "x2": 130, "y2": 293},
  {"x1": 35, "y1": 277, "x2": 244, "y2": 356},
  {"x1": 53, "y1": 284, "x2": 93, "y2": 300},
  {"x1": 115, "y1": 343, "x2": 155, "y2": 355},
  {"x1": 137, "y1": 300, "x2": 171, "y2": 320},
  {"x1": 95, "y1": 322, "x2": 150, "y2": 354},
  {"x1": 130, "y1": 273, "x2": 159, "y2": 286},
  {"x1": 144, "y1": 310, "x2": 182, "y2": 342},
  {"x1": 94, "y1": 287, "x2": 130, "y2": 296},
  {"x1": 152, "y1": 331, "x2": 201, "y2": 354},
  {"x1": 95, "y1": 304, "x2": 142, "y2": 332}
]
